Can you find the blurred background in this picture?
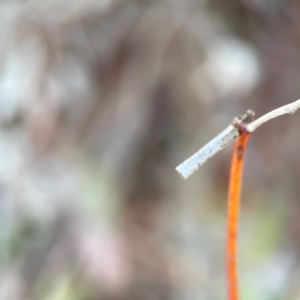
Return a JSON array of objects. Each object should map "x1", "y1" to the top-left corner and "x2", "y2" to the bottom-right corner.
[{"x1": 1, "y1": 0, "x2": 300, "y2": 299}]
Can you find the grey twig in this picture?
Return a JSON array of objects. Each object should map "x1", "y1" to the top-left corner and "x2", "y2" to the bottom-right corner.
[
  {"x1": 176, "y1": 99, "x2": 300, "y2": 179},
  {"x1": 246, "y1": 99, "x2": 300, "y2": 132}
]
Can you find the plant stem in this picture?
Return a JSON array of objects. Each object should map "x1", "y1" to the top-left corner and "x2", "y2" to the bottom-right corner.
[
  {"x1": 226, "y1": 130, "x2": 250, "y2": 300},
  {"x1": 246, "y1": 99, "x2": 300, "y2": 132}
]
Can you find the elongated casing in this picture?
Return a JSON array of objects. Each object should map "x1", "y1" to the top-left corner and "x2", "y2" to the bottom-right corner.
[{"x1": 176, "y1": 125, "x2": 239, "y2": 179}]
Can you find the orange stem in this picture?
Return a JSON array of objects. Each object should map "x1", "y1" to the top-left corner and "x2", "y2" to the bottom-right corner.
[{"x1": 226, "y1": 131, "x2": 250, "y2": 300}]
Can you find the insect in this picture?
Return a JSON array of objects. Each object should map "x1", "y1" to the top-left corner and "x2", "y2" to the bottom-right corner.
[
  {"x1": 175, "y1": 99, "x2": 300, "y2": 300},
  {"x1": 176, "y1": 110, "x2": 254, "y2": 180}
]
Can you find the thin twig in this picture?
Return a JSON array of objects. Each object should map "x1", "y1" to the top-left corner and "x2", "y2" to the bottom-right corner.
[
  {"x1": 246, "y1": 99, "x2": 300, "y2": 132},
  {"x1": 176, "y1": 99, "x2": 300, "y2": 179}
]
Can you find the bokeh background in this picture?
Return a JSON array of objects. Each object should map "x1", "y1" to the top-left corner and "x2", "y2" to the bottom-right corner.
[{"x1": 1, "y1": 0, "x2": 300, "y2": 299}]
